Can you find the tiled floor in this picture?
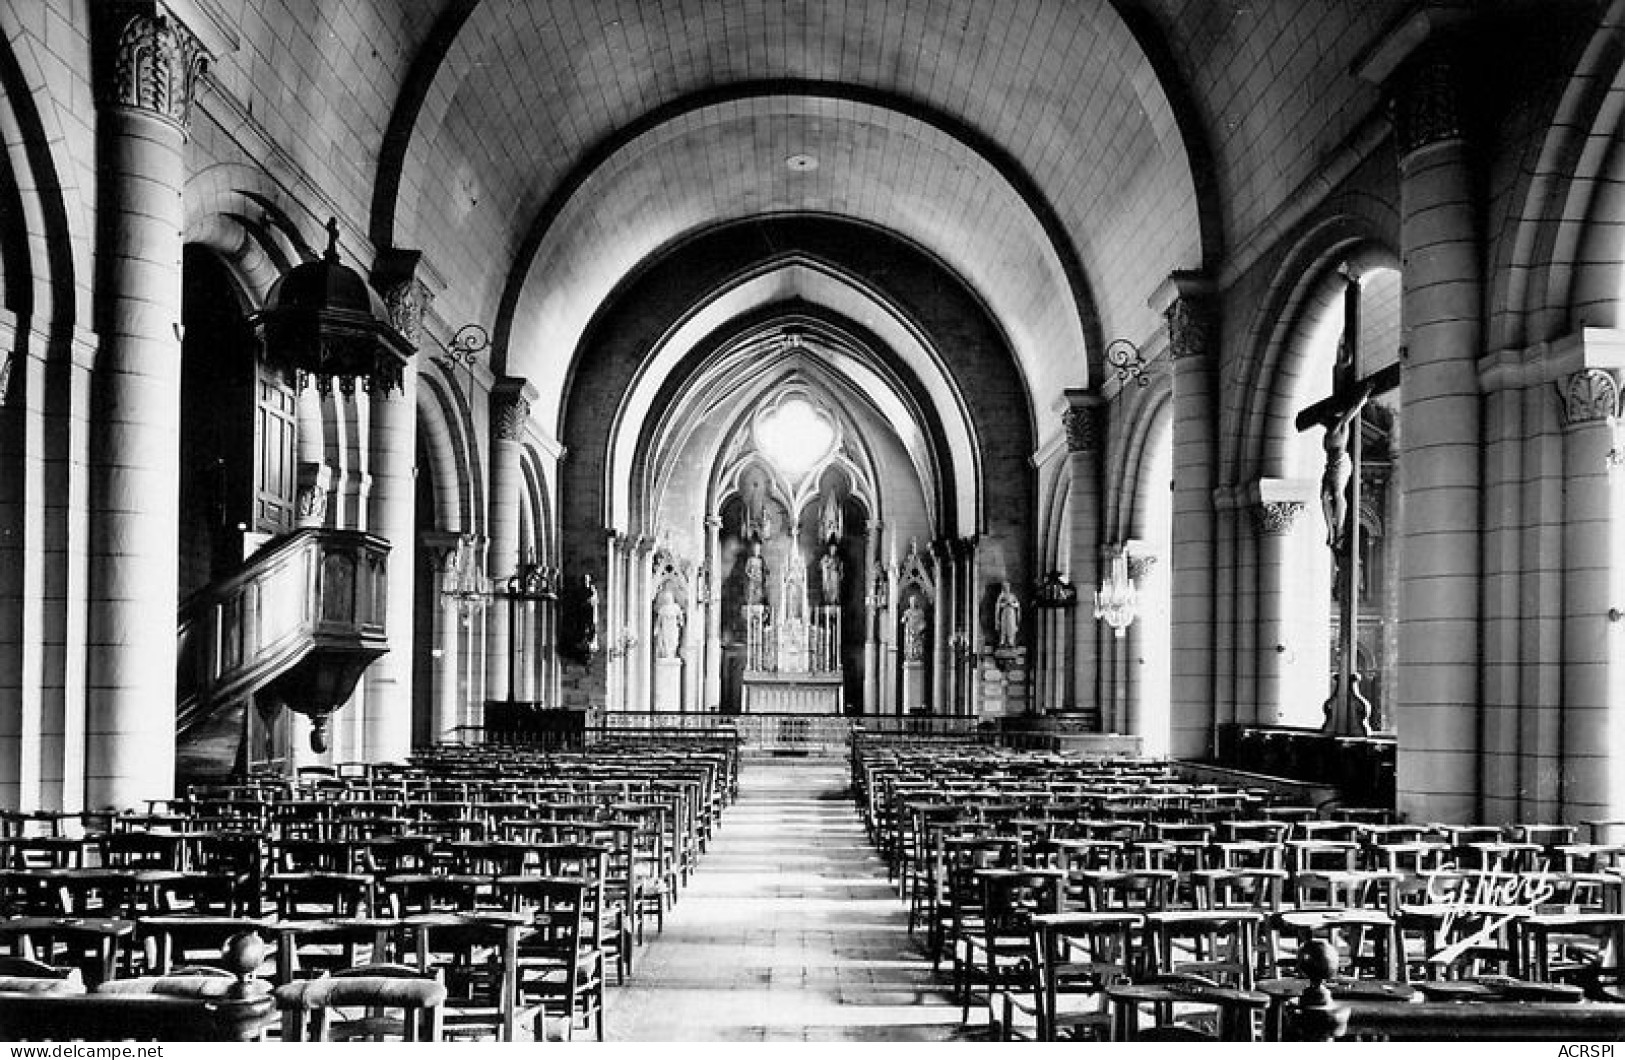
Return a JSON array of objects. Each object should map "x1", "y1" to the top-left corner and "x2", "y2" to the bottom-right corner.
[{"x1": 606, "y1": 754, "x2": 970, "y2": 1042}]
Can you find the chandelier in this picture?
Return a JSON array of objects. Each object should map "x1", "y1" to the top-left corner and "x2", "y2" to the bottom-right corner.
[
  {"x1": 444, "y1": 534, "x2": 491, "y2": 627},
  {"x1": 1094, "y1": 546, "x2": 1138, "y2": 637}
]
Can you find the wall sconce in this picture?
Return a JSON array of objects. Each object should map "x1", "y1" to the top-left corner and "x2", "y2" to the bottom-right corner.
[
  {"x1": 1094, "y1": 546, "x2": 1138, "y2": 637},
  {"x1": 1104, "y1": 338, "x2": 1150, "y2": 388}
]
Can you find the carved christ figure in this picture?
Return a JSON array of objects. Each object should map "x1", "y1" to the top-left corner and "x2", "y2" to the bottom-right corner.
[{"x1": 1314, "y1": 378, "x2": 1375, "y2": 552}]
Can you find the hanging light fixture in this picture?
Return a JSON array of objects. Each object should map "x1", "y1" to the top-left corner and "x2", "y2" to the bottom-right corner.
[
  {"x1": 1094, "y1": 546, "x2": 1139, "y2": 637},
  {"x1": 253, "y1": 218, "x2": 413, "y2": 397},
  {"x1": 444, "y1": 534, "x2": 492, "y2": 627}
]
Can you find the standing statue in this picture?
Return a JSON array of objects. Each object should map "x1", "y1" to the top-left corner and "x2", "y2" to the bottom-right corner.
[
  {"x1": 1314, "y1": 378, "x2": 1375, "y2": 551},
  {"x1": 819, "y1": 542, "x2": 843, "y2": 606},
  {"x1": 902, "y1": 595, "x2": 928, "y2": 661},
  {"x1": 580, "y1": 573, "x2": 600, "y2": 653},
  {"x1": 996, "y1": 582, "x2": 1022, "y2": 649},
  {"x1": 653, "y1": 589, "x2": 684, "y2": 659},
  {"x1": 744, "y1": 538, "x2": 767, "y2": 606}
]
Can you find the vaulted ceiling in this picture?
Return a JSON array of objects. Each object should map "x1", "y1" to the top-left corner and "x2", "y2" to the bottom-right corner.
[{"x1": 204, "y1": 0, "x2": 1414, "y2": 444}]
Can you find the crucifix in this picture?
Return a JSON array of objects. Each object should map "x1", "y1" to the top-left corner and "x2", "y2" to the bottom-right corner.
[{"x1": 1294, "y1": 267, "x2": 1400, "y2": 736}]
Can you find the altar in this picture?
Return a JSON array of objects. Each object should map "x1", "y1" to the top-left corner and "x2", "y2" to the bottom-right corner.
[
  {"x1": 740, "y1": 543, "x2": 845, "y2": 714},
  {"x1": 742, "y1": 670, "x2": 843, "y2": 714}
]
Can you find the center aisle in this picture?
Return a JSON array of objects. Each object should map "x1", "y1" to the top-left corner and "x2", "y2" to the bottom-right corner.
[{"x1": 606, "y1": 754, "x2": 967, "y2": 1042}]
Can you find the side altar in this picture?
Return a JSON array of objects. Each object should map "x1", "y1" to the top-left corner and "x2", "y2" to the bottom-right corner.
[{"x1": 742, "y1": 546, "x2": 843, "y2": 714}]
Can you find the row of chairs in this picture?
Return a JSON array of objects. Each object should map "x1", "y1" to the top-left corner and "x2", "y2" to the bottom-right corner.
[
  {"x1": 853, "y1": 738, "x2": 1625, "y2": 1041},
  {"x1": 0, "y1": 736, "x2": 741, "y2": 1041}
]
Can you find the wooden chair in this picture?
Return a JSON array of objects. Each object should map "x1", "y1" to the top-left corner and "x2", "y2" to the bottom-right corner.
[
  {"x1": 961, "y1": 868, "x2": 1065, "y2": 1031},
  {"x1": 274, "y1": 963, "x2": 446, "y2": 1042},
  {"x1": 509, "y1": 877, "x2": 605, "y2": 1041},
  {"x1": 1017, "y1": 911, "x2": 1139, "y2": 1041}
]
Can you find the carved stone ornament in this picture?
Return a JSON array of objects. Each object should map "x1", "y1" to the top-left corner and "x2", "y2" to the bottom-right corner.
[
  {"x1": 1252, "y1": 499, "x2": 1307, "y2": 537},
  {"x1": 1127, "y1": 555, "x2": 1157, "y2": 582},
  {"x1": 421, "y1": 533, "x2": 460, "y2": 575},
  {"x1": 1390, "y1": 49, "x2": 1462, "y2": 156},
  {"x1": 381, "y1": 277, "x2": 430, "y2": 349},
  {"x1": 494, "y1": 391, "x2": 531, "y2": 441},
  {"x1": 1062, "y1": 404, "x2": 1101, "y2": 452},
  {"x1": 1559, "y1": 369, "x2": 1621, "y2": 428},
  {"x1": 1165, "y1": 295, "x2": 1214, "y2": 362},
  {"x1": 109, "y1": 11, "x2": 210, "y2": 132},
  {"x1": 295, "y1": 482, "x2": 328, "y2": 524}
]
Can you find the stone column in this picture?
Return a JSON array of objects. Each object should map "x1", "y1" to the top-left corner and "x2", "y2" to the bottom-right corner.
[
  {"x1": 1157, "y1": 273, "x2": 1219, "y2": 759},
  {"x1": 703, "y1": 516, "x2": 722, "y2": 711},
  {"x1": 1251, "y1": 494, "x2": 1308, "y2": 727},
  {"x1": 421, "y1": 532, "x2": 461, "y2": 743},
  {"x1": 930, "y1": 541, "x2": 950, "y2": 713},
  {"x1": 1063, "y1": 392, "x2": 1105, "y2": 715},
  {"x1": 485, "y1": 379, "x2": 532, "y2": 704},
  {"x1": 86, "y1": 6, "x2": 210, "y2": 810},
  {"x1": 1558, "y1": 371, "x2": 1625, "y2": 820},
  {"x1": 1389, "y1": 44, "x2": 1484, "y2": 823},
  {"x1": 630, "y1": 537, "x2": 653, "y2": 711},
  {"x1": 604, "y1": 531, "x2": 625, "y2": 712},
  {"x1": 862, "y1": 521, "x2": 881, "y2": 716},
  {"x1": 362, "y1": 255, "x2": 427, "y2": 762}
]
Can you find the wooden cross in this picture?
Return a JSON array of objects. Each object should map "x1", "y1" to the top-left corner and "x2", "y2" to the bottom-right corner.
[{"x1": 1294, "y1": 269, "x2": 1400, "y2": 736}]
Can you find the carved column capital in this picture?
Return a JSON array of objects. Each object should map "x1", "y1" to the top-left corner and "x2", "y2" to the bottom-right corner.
[
  {"x1": 1559, "y1": 369, "x2": 1622, "y2": 428},
  {"x1": 492, "y1": 377, "x2": 533, "y2": 442},
  {"x1": 1389, "y1": 47, "x2": 1464, "y2": 156},
  {"x1": 1163, "y1": 281, "x2": 1216, "y2": 362},
  {"x1": 372, "y1": 249, "x2": 434, "y2": 350},
  {"x1": 1062, "y1": 402, "x2": 1103, "y2": 453},
  {"x1": 421, "y1": 530, "x2": 462, "y2": 574},
  {"x1": 97, "y1": 4, "x2": 211, "y2": 134},
  {"x1": 1251, "y1": 499, "x2": 1307, "y2": 537}
]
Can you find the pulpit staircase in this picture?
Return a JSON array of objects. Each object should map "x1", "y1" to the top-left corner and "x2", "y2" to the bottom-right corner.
[{"x1": 175, "y1": 528, "x2": 391, "y2": 782}]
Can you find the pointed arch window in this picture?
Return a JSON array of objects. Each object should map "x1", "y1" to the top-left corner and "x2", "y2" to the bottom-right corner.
[{"x1": 754, "y1": 395, "x2": 837, "y2": 481}]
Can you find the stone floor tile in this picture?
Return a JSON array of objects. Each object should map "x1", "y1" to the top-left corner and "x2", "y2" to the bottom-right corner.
[{"x1": 605, "y1": 754, "x2": 975, "y2": 1042}]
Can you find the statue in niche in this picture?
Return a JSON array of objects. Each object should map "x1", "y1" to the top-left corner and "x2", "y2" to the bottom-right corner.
[
  {"x1": 996, "y1": 582, "x2": 1022, "y2": 649},
  {"x1": 744, "y1": 539, "x2": 767, "y2": 606},
  {"x1": 819, "y1": 490, "x2": 843, "y2": 543},
  {"x1": 783, "y1": 547, "x2": 807, "y2": 623},
  {"x1": 654, "y1": 589, "x2": 684, "y2": 659},
  {"x1": 902, "y1": 595, "x2": 928, "y2": 662},
  {"x1": 820, "y1": 542, "x2": 843, "y2": 606}
]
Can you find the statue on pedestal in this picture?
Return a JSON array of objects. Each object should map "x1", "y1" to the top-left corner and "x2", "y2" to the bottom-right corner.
[
  {"x1": 654, "y1": 589, "x2": 684, "y2": 659},
  {"x1": 819, "y1": 542, "x2": 843, "y2": 606},
  {"x1": 996, "y1": 581, "x2": 1021, "y2": 649},
  {"x1": 744, "y1": 539, "x2": 767, "y2": 607},
  {"x1": 902, "y1": 595, "x2": 928, "y2": 661}
]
